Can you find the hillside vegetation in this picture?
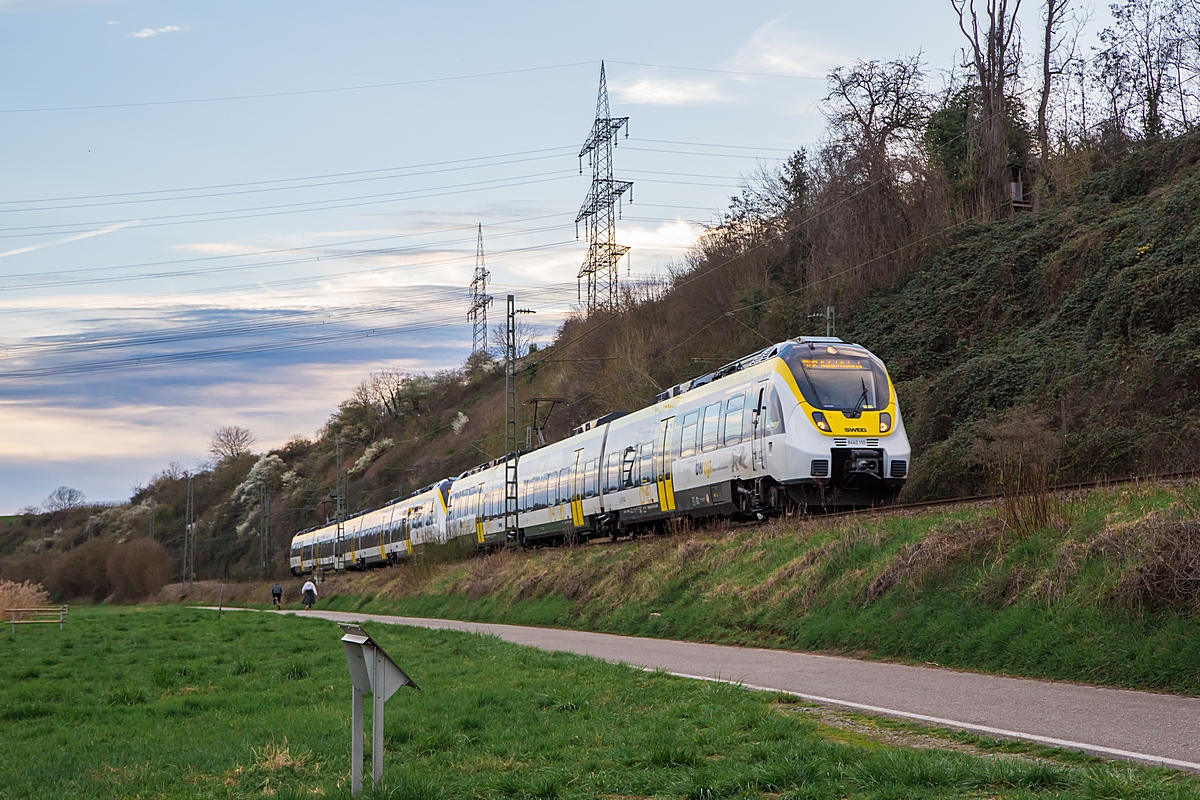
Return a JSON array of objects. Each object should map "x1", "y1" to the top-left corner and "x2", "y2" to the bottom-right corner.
[{"x1": 302, "y1": 480, "x2": 1200, "y2": 695}]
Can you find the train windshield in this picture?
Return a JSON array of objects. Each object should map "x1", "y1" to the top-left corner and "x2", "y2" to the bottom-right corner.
[{"x1": 779, "y1": 343, "x2": 891, "y2": 412}]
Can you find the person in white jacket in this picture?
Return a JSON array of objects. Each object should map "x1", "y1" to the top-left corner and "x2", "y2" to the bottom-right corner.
[{"x1": 301, "y1": 579, "x2": 318, "y2": 610}]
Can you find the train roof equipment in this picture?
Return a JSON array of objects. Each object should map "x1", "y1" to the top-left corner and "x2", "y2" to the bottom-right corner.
[
  {"x1": 653, "y1": 337, "x2": 845, "y2": 404},
  {"x1": 570, "y1": 411, "x2": 629, "y2": 438}
]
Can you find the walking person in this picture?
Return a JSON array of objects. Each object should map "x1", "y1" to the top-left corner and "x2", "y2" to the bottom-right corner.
[
  {"x1": 301, "y1": 578, "x2": 318, "y2": 611},
  {"x1": 270, "y1": 581, "x2": 283, "y2": 609}
]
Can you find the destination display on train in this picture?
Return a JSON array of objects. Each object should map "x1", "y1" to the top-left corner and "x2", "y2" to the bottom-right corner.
[{"x1": 800, "y1": 358, "x2": 868, "y2": 370}]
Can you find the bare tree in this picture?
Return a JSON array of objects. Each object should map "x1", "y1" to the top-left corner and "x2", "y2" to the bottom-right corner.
[
  {"x1": 1037, "y1": 0, "x2": 1077, "y2": 181},
  {"x1": 209, "y1": 425, "x2": 256, "y2": 460},
  {"x1": 489, "y1": 320, "x2": 538, "y2": 359},
  {"x1": 44, "y1": 486, "x2": 86, "y2": 512},
  {"x1": 953, "y1": 0, "x2": 1024, "y2": 217},
  {"x1": 825, "y1": 57, "x2": 931, "y2": 161}
]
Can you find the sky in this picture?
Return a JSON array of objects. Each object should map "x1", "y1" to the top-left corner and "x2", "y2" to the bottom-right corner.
[{"x1": 0, "y1": 0, "x2": 1103, "y2": 513}]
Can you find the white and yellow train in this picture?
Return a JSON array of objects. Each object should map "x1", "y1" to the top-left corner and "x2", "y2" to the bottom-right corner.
[{"x1": 290, "y1": 337, "x2": 909, "y2": 573}]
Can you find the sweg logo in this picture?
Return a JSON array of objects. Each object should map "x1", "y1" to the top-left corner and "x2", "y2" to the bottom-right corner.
[{"x1": 845, "y1": 427, "x2": 867, "y2": 432}]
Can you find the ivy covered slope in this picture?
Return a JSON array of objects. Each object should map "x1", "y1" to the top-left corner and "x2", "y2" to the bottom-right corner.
[{"x1": 851, "y1": 134, "x2": 1200, "y2": 498}]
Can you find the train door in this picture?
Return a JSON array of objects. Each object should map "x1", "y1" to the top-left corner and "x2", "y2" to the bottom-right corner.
[
  {"x1": 570, "y1": 449, "x2": 585, "y2": 527},
  {"x1": 752, "y1": 380, "x2": 768, "y2": 471},
  {"x1": 474, "y1": 483, "x2": 486, "y2": 544},
  {"x1": 657, "y1": 417, "x2": 676, "y2": 512}
]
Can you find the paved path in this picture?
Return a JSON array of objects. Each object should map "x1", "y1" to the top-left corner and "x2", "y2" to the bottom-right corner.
[{"x1": 257, "y1": 608, "x2": 1200, "y2": 770}]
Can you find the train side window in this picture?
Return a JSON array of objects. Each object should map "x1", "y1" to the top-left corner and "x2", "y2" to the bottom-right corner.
[
  {"x1": 679, "y1": 411, "x2": 699, "y2": 458},
  {"x1": 700, "y1": 402, "x2": 722, "y2": 452},
  {"x1": 558, "y1": 467, "x2": 570, "y2": 503},
  {"x1": 583, "y1": 459, "x2": 597, "y2": 498},
  {"x1": 621, "y1": 447, "x2": 637, "y2": 488},
  {"x1": 638, "y1": 442, "x2": 654, "y2": 484},
  {"x1": 603, "y1": 453, "x2": 619, "y2": 492},
  {"x1": 723, "y1": 394, "x2": 746, "y2": 445}
]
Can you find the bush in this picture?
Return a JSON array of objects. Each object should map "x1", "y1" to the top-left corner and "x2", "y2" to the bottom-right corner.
[
  {"x1": 48, "y1": 537, "x2": 114, "y2": 601},
  {"x1": 106, "y1": 539, "x2": 172, "y2": 602},
  {"x1": 0, "y1": 553, "x2": 53, "y2": 586}
]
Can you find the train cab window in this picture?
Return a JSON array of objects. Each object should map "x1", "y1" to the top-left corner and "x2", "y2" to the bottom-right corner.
[
  {"x1": 765, "y1": 388, "x2": 786, "y2": 435},
  {"x1": 724, "y1": 394, "x2": 746, "y2": 445},
  {"x1": 638, "y1": 442, "x2": 655, "y2": 484},
  {"x1": 679, "y1": 411, "x2": 700, "y2": 458},
  {"x1": 700, "y1": 402, "x2": 722, "y2": 452},
  {"x1": 779, "y1": 342, "x2": 890, "y2": 411}
]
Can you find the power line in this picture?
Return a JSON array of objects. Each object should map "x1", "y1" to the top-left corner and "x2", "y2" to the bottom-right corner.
[
  {"x1": 0, "y1": 149, "x2": 577, "y2": 213},
  {"x1": 607, "y1": 60, "x2": 828, "y2": 82},
  {"x1": 0, "y1": 171, "x2": 579, "y2": 239},
  {"x1": 0, "y1": 61, "x2": 598, "y2": 114}
]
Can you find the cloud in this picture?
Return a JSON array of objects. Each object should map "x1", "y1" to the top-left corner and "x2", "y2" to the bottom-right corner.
[
  {"x1": 611, "y1": 76, "x2": 724, "y2": 106},
  {"x1": 128, "y1": 24, "x2": 184, "y2": 39},
  {"x1": 106, "y1": 20, "x2": 119, "y2": 25},
  {"x1": 725, "y1": 18, "x2": 840, "y2": 78},
  {"x1": 0, "y1": 220, "x2": 138, "y2": 261}
]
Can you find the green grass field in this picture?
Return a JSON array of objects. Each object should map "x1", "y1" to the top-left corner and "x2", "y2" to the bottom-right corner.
[{"x1": 2, "y1": 605, "x2": 1198, "y2": 799}]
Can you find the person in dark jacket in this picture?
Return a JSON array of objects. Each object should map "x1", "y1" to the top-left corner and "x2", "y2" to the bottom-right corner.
[{"x1": 271, "y1": 582, "x2": 283, "y2": 609}]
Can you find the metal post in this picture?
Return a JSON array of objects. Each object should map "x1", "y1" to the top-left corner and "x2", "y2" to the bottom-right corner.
[
  {"x1": 351, "y1": 684, "x2": 364, "y2": 794},
  {"x1": 504, "y1": 296, "x2": 521, "y2": 542},
  {"x1": 259, "y1": 483, "x2": 270, "y2": 579},
  {"x1": 335, "y1": 434, "x2": 346, "y2": 571},
  {"x1": 372, "y1": 648, "x2": 385, "y2": 788},
  {"x1": 826, "y1": 306, "x2": 835, "y2": 337}
]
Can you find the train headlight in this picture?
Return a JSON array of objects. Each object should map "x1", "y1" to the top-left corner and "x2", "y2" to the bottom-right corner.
[
  {"x1": 812, "y1": 411, "x2": 831, "y2": 432},
  {"x1": 879, "y1": 412, "x2": 892, "y2": 434}
]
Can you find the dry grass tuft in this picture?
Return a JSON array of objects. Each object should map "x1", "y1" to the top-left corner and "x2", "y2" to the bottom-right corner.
[
  {"x1": 865, "y1": 521, "x2": 1005, "y2": 602},
  {"x1": 1028, "y1": 541, "x2": 1088, "y2": 605},
  {"x1": 675, "y1": 536, "x2": 714, "y2": 565},
  {"x1": 251, "y1": 738, "x2": 311, "y2": 772},
  {"x1": 0, "y1": 579, "x2": 51, "y2": 616}
]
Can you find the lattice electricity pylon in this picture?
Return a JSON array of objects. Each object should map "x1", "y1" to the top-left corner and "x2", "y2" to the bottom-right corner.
[
  {"x1": 467, "y1": 224, "x2": 492, "y2": 355},
  {"x1": 576, "y1": 61, "x2": 632, "y2": 314}
]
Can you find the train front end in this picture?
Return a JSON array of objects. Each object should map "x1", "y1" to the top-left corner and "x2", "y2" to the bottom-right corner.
[{"x1": 775, "y1": 339, "x2": 909, "y2": 507}]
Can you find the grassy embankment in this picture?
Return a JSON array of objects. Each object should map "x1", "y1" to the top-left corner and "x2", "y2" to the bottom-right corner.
[
  {"x1": 306, "y1": 480, "x2": 1200, "y2": 696},
  {"x1": 3, "y1": 604, "x2": 1198, "y2": 799}
]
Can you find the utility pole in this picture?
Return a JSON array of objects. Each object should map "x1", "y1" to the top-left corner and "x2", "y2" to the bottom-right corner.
[
  {"x1": 334, "y1": 433, "x2": 347, "y2": 572},
  {"x1": 182, "y1": 474, "x2": 194, "y2": 594},
  {"x1": 504, "y1": 295, "x2": 535, "y2": 543},
  {"x1": 259, "y1": 483, "x2": 271, "y2": 579},
  {"x1": 148, "y1": 498, "x2": 156, "y2": 541},
  {"x1": 467, "y1": 224, "x2": 493, "y2": 357},
  {"x1": 808, "y1": 306, "x2": 836, "y2": 337},
  {"x1": 576, "y1": 61, "x2": 632, "y2": 315}
]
